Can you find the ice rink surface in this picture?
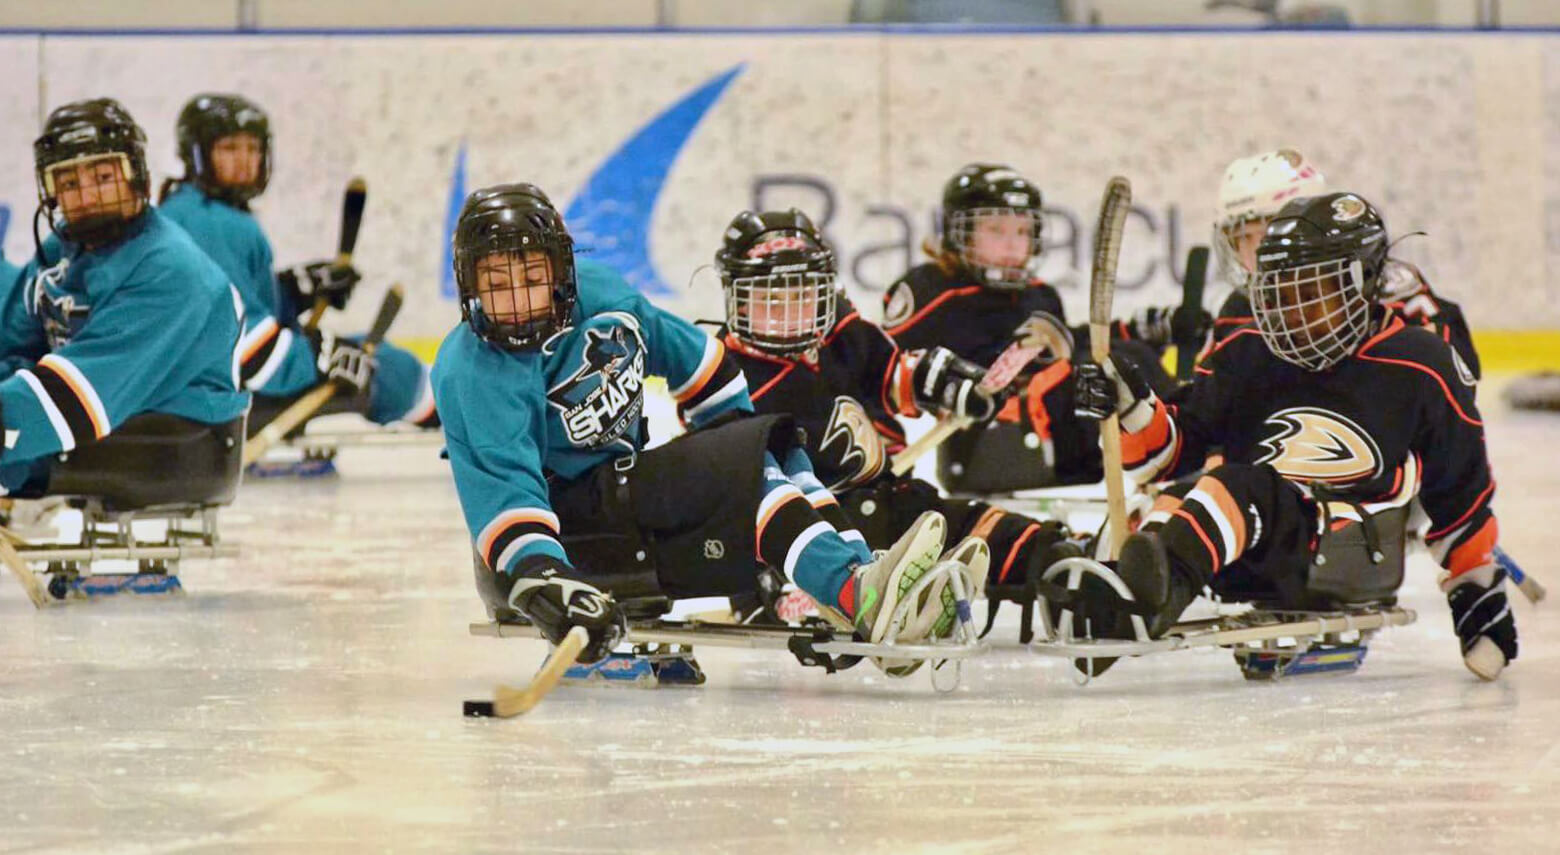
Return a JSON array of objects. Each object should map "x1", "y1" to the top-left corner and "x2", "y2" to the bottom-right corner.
[{"x1": 1, "y1": 378, "x2": 1556, "y2": 854}]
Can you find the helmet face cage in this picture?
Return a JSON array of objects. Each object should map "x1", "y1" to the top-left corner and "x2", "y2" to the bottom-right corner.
[
  {"x1": 1212, "y1": 213, "x2": 1269, "y2": 293},
  {"x1": 1251, "y1": 257, "x2": 1371, "y2": 372},
  {"x1": 454, "y1": 231, "x2": 577, "y2": 352},
  {"x1": 724, "y1": 268, "x2": 838, "y2": 355},
  {"x1": 37, "y1": 150, "x2": 149, "y2": 246},
  {"x1": 948, "y1": 206, "x2": 1043, "y2": 290}
]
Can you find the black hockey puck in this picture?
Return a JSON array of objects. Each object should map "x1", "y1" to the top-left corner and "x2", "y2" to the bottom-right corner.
[{"x1": 463, "y1": 700, "x2": 496, "y2": 717}]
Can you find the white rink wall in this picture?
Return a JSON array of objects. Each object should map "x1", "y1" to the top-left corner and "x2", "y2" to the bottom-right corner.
[{"x1": 2, "y1": 31, "x2": 1559, "y2": 341}]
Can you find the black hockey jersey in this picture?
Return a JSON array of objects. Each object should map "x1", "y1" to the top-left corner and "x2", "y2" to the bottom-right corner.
[
  {"x1": 726, "y1": 300, "x2": 918, "y2": 490},
  {"x1": 1126, "y1": 315, "x2": 1497, "y2": 578},
  {"x1": 884, "y1": 262, "x2": 1068, "y2": 365}
]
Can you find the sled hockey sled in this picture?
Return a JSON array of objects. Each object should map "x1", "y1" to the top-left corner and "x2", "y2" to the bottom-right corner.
[
  {"x1": 469, "y1": 556, "x2": 988, "y2": 695},
  {"x1": 1025, "y1": 556, "x2": 1417, "y2": 683}
]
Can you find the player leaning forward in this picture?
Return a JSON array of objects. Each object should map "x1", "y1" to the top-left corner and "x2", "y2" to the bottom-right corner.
[
  {"x1": 432, "y1": 184, "x2": 967, "y2": 669},
  {"x1": 1074, "y1": 192, "x2": 1517, "y2": 680},
  {"x1": 0, "y1": 99, "x2": 246, "y2": 496}
]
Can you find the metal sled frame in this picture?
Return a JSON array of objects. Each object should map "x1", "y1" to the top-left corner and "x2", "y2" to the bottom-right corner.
[
  {"x1": 1028, "y1": 557, "x2": 1418, "y2": 683},
  {"x1": 471, "y1": 558, "x2": 988, "y2": 693},
  {"x1": 1, "y1": 500, "x2": 238, "y2": 607}
]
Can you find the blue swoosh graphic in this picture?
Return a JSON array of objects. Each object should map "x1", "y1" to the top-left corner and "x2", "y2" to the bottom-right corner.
[
  {"x1": 0, "y1": 204, "x2": 10, "y2": 253},
  {"x1": 439, "y1": 140, "x2": 468, "y2": 299},
  {"x1": 565, "y1": 64, "x2": 744, "y2": 298}
]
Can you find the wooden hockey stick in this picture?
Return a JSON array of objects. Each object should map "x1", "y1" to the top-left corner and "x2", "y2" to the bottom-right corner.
[
  {"x1": 243, "y1": 284, "x2": 404, "y2": 466},
  {"x1": 464, "y1": 625, "x2": 589, "y2": 718},
  {"x1": 1494, "y1": 545, "x2": 1546, "y2": 605},
  {"x1": 889, "y1": 316, "x2": 1070, "y2": 476},
  {"x1": 0, "y1": 526, "x2": 48, "y2": 608},
  {"x1": 1090, "y1": 176, "x2": 1133, "y2": 560},
  {"x1": 304, "y1": 176, "x2": 367, "y2": 331},
  {"x1": 1175, "y1": 245, "x2": 1209, "y2": 380}
]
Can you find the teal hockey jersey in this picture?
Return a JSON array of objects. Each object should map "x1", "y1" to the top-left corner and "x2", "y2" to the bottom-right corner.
[
  {"x1": 159, "y1": 182, "x2": 317, "y2": 396},
  {"x1": 434, "y1": 258, "x2": 752, "y2": 576},
  {"x1": 0, "y1": 209, "x2": 249, "y2": 467}
]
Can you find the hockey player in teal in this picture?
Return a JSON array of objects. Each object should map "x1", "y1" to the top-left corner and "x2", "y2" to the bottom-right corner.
[
  {"x1": 0, "y1": 98, "x2": 247, "y2": 494},
  {"x1": 158, "y1": 93, "x2": 438, "y2": 434},
  {"x1": 435, "y1": 184, "x2": 965, "y2": 669}
]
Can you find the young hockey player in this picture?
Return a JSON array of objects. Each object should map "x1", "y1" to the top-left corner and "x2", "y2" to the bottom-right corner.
[
  {"x1": 0, "y1": 98, "x2": 247, "y2": 494},
  {"x1": 434, "y1": 184, "x2": 964, "y2": 671},
  {"x1": 1073, "y1": 192, "x2": 1517, "y2": 681},
  {"x1": 714, "y1": 208, "x2": 1074, "y2": 598},
  {"x1": 158, "y1": 93, "x2": 439, "y2": 435},
  {"x1": 1210, "y1": 149, "x2": 1479, "y2": 378},
  {"x1": 882, "y1": 163, "x2": 1203, "y2": 491}
]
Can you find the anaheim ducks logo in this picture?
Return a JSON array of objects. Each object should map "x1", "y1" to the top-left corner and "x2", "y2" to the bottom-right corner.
[
  {"x1": 1256, "y1": 407, "x2": 1382, "y2": 484},
  {"x1": 1331, "y1": 194, "x2": 1367, "y2": 223},
  {"x1": 819, "y1": 395, "x2": 886, "y2": 490}
]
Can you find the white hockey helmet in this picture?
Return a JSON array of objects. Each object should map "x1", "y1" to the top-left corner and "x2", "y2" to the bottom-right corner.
[{"x1": 1213, "y1": 149, "x2": 1326, "y2": 286}]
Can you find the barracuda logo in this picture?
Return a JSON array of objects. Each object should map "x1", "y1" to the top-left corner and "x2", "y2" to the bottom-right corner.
[{"x1": 440, "y1": 64, "x2": 745, "y2": 300}]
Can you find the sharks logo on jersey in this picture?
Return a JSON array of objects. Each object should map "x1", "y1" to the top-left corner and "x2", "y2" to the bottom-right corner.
[
  {"x1": 29, "y1": 258, "x2": 90, "y2": 350},
  {"x1": 1255, "y1": 407, "x2": 1383, "y2": 484},
  {"x1": 818, "y1": 395, "x2": 886, "y2": 490},
  {"x1": 547, "y1": 313, "x2": 648, "y2": 450}
]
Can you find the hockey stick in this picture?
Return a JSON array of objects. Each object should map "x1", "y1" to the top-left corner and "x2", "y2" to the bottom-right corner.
[
  {"x1": 464, "y1": 625, "x2": 589, "y2": 718},
  {"x1": 243, "y1": 284, "x2": 404, "y2": 466},
  {"x1": 0, "y1": 526, "x2": 48, "y2": 608},
  {"x1": 1090, "y1": 177, "x2": 1133, "y2": 560},
  {"x1": 1175, "y1": 245, "x2": 1209, "y2": 380},
  {"x1": 303, "y1": 176, "x2": 367, "y2": 331},
  {"x1": 1494, "y1": 545, "x2": 1546, "y2": 605},
  {"x1": 889, "y1": 321, "x2": 1064, "y2": 476}
]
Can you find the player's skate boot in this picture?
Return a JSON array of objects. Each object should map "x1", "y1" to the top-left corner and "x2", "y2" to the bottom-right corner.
[
  {"x1": 902, "y1": 536, "x2": 988, "y2": 643},
  {"x1": 820, "y1": 511, "x2": 948, "y2": 676},
  {"x1": 1115, "y1": 531, "x2": 1197, "y2": 641}
]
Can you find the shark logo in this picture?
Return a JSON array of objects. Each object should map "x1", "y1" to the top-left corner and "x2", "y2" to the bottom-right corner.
[
  {"x1": 30, "y1": 258, "x2": 89, "y2": 349},
  {"x1": 1256, "y1": 407, "x2": 1382, "y2": 484},
  {"x1": 547, "y1": 316, "x2": 647, "y2": 450},
  {"x1": 819, "y1": 395, "x2": 886, "y2": 490}
]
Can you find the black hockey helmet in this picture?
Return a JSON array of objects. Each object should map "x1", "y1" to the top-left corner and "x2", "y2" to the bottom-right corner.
[
  {"x1": 176, "y1": 93, "x2": 272, "y2": 205},
  {"x1": 716, "y1": 208, "x2": 838, "y2": 355},
  {"x1": 940, "y1": 163, "x2": 1044, "y2": 290},
  {"x1": 452, "y1": 183, "x2": 578, "y2": 352},
  {"x1": 34, "y1": 98, "x2": 151, "y2": 246},
  {"x1": 1251, "y1": 192, "x2": 1389, "y2": 371}
]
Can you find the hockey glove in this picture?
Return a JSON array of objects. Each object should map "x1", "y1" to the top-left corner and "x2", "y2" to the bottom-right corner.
[
  {"x1": 309, "y1": 329, "x2": 377, "y2": 397},
  {"x1": 1072, "y1": 354, "x2": 1155, "y2": 431},
  {"x1": 278, "y1": 260, "x2": 361, "y2": 311},
  {"x1": 1126, "y1": 306, "x2": 1212, "y2": 349},
  {"x1": 507, "y1": 555, "x2": 627, "y2": 665},
  {"x1": 1443, "y1": 564, "x2": 1518, "y2": 681},
  {"x1": 911, "y1": 347, "x2": 1002, "y2": 423}
]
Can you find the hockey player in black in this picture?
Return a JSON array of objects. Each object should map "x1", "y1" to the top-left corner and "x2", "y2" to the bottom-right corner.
[
  {"x1": 1074, "y1": 192, "x2": 1517, "y2": 681},
  {"x1": 714, "y1": 209, "x2": 1075, "y2": 604},
  {"x1": 1209, "y1": 150, "x2": 1480, "y2": 380},
  {"x1": 882, "y1": 163, "x2": 1204, "y2": 492}
]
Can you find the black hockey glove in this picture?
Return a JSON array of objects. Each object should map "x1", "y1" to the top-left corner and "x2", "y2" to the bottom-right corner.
[
  {"x1": 308, "y1": 329, "x2": 377, "y2": 397},
  {"x1": 911, "y1": 347, "x2": 1001, "y2": 423},
  {"x1": 1126, "y1": 306, "x2": 1212, "y2": 349},
  {"x1": 278, "y1": 260, "x2": 361, "y2": 311},
  {"x1": 506, "y1": 555, "x2": 627, "y2": 665},
  {"x1": 1072, "y1": 354, "x2": 1155, "y2": 430},
  {"x1": 1444, "y1": 565, "x2": 1518, "y2": 680}
]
